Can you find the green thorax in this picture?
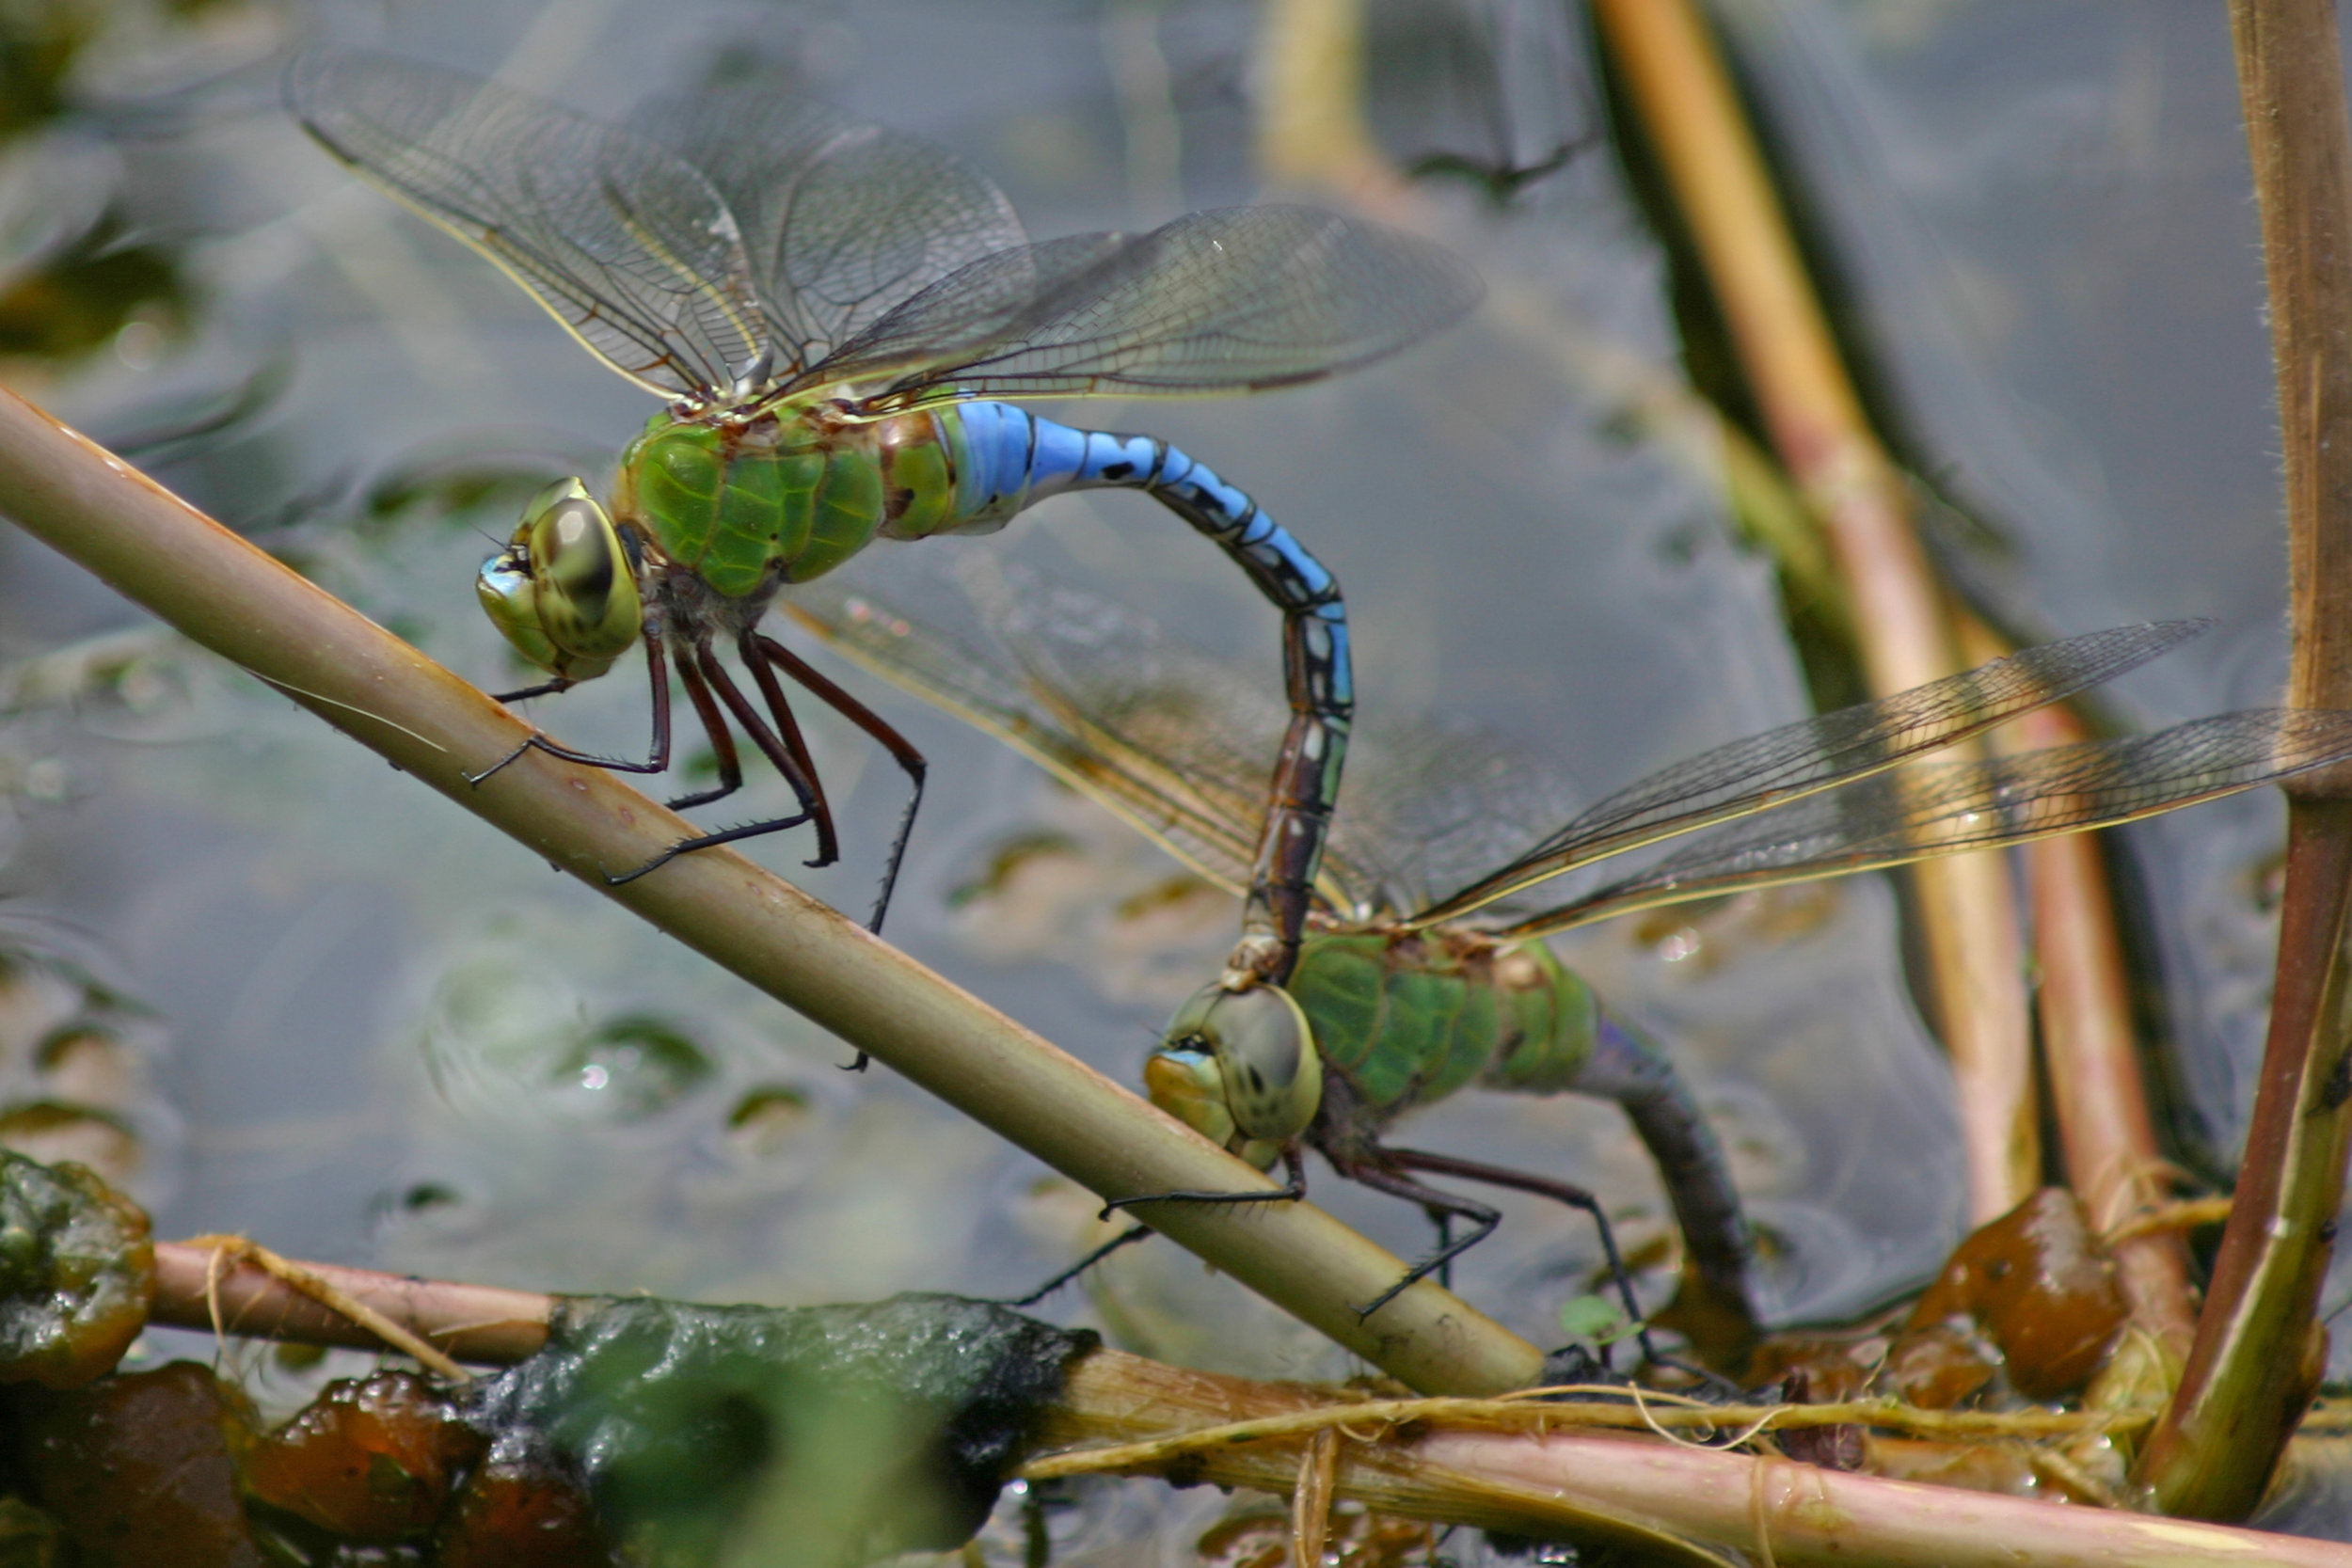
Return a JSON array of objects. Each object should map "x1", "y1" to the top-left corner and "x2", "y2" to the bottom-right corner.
[
  {"x1": 612, "y1": 402, "x2": 972, "y2": 599},
  {"x1": 1287, "y1": 929, "x2": 1598, "y2": 1117}
]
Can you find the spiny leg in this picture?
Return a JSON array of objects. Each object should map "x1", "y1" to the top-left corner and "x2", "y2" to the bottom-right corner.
[
  {"x1": 1097, "y1": 1144, "x2": 1309, "y2": 1219},
  {"x1": 469, "y1": 626, "x2": 676, "y2": 786},
  {"x1": 738, "y1": 633, "x2": 888, "y2": 1072},
  {"x1": 1381, "y1": 1145, "x2": 1662, "y2": 1369},
  {"x1": 700, "y1": 642, "x2": 838, "y2": 865},
  {"x1": 665, "y1": 636, "x2": 744, "y2": 810},
  {"x1": 605, "y1": 648, "x2": 826, "y2": 885},
  {"x1": 1326, "y1": 1158, "x2": 1501, "y2": 1323},
  {"x1": 999, "y1": 1223, "x2": 1154, "y2": 1308},
  {"x1": 753, "y1": 633, "x2": 928, "y2": 937}
]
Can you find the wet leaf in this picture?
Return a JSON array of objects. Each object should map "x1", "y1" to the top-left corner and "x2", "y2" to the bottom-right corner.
[
  {"x1": 0, "y1": 1150, "x2": 151, "y2": 1389},
  {"x1": 8, "y1": 1362, "x2": 262, "y2": 1566},
  {"x1": 243, "y1": 1370, "x2": 485, "y2": 1540}
]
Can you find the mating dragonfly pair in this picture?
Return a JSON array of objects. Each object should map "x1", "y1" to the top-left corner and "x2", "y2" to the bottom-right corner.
[{"x1": 294, "y1": 50, "x2": 2352, "y2": 1351}]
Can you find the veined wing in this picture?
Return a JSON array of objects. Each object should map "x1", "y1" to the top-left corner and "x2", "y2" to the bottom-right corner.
[
  {"x1": 785, "y1": 565, "x2": 1388, "y2": 917},
  {"x1": 1491, "y1": 708, "x2": 2352, "y2": 942},
  {"x1": 784, "y1": 581, "x2": 1266, "y2": 906},
  {"x1": 1407, "y1": 619, "x2": 2212, "y2": 928},
  {"x1": 966, "y1": 563, "x2": 1552, "y2": 914},
  {"x1": 791, "y1": 206, "x2": 1482, "y2": 410},
  {"x1": 286, "y1": 49, "x2": 764, "y2": 401},
  {"x1": 628, "y1": 72, "x2": 1025, "y2": 379}
]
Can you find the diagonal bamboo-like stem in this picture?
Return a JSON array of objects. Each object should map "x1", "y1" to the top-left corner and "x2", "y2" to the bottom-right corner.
[
  {"x1": 1586, "y1": 0, "x2": 2035, "y2": 1225},
  {"x1": 2134, "y1": 0, "x2": 2352, "y2": 1516},
  {"x1": 0, "y1": 385, "x2": 1543, "y2": 1396}
]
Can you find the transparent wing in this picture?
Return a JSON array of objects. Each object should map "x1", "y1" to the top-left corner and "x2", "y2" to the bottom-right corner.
[
  {"x1": 287, "y1": 49, "x2": 764, "y2": 401},
  {"x1": 784, "y1": 560, "x2": 1396, "y2": 915},
  {"x1": 968, "y1": 564, "x2": 1524, "y2": 915},
  {"x1": 628, "y1": 71, "x2": 1025, "y2": 377},
  {"x1": 1408, "y1": 620, "x2": 2213, "y2": 927},
  {"x1": 794, "y1": 206, "x2": 1482, "y2": 408},
  {"x1": 1495, "y1": 708, "x2": 2352, "y2": 941},
  {"x1": 782, "y1": 578, "x2": 1268, "y2": 904}
]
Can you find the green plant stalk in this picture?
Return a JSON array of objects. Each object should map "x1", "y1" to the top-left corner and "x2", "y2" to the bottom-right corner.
[
  {"x1": 0, "y1": 386, "x2": 1544, "y2": 1396},
  {"x1": 2134, "y1": 0, "x2": 2352, "y2": 1516}
]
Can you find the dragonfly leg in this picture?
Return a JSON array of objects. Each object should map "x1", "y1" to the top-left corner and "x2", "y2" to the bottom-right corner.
[
  {"x1": 750, "y1": 631, "x2": 930, "y2": 936},
  {"x1": 743, "y1": 631, "x2": 905, "y2": 1071},
  {"x1": 997, "y1": 1223, "x2": 1154, "y2": 1308},
  {"x1": 662, "y1": 636, "x2": 743, "y2": 810},
  {"x1": 604, "y1": 648, "x2": 829, "y2": 886},
  {"x1": 1097, "y1": 1144, "x2": 1309, "y2": 1218},
  {"x1": 1323, "y1": 1158, "x2": 1501, "y2": 1323},
  {"x1": 468, "y1": 631, "x2": 676, "y2": 785},
  {"x1": 1378, "y1": 1145, "x2": 1662, "y2": 1368},
  {"x1": 695, "y1": 643, "x2": 838, "y2": 865}
]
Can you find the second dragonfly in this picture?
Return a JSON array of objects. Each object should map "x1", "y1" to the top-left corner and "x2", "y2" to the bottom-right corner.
[{"x1": 795, "y1": 565, "x2": 2352, "y2": 1353}]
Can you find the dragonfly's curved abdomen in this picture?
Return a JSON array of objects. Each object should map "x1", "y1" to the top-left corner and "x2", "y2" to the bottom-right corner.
[
  {"x1": 1289, "y1": 931, "x2": 1597, "y2": 1117},
  {"x1": 946, "y1": 401, "x2": 1353, "y2": 979}
]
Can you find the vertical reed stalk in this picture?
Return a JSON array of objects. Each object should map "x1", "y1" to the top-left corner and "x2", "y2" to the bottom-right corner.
[
  {"x1": 2134, "y1": 7, "x2": 2352, "y2": 1514},
  {"x1": 1586, "y1": 0, "x2": 2034, "y2": 1223},
  {"x1": 1948, "y1": 615, "x2": 2200, "y2": 1370}
]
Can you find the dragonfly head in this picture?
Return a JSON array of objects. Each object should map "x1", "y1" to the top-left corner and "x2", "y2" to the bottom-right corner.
[
  {"x1": 476, "y1": 478, "x2": 643, "y2": 683},
  {"x1": 1145, "y1": 982, "x2": 1321, "y2": 1169}
]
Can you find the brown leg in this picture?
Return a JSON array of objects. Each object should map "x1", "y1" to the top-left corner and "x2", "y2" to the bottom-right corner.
[
  {"x1": 603, "y1": 647, "x2": 826, "y2": 887},
  {"x1": 1375, "y1": 1145, "x2": 1661, "y2": 1366},
  {"x1": 691, "y1": 643, "x2": 836, "y2": 866},
  {"x1": 663, "y1": 634, "x2": 742, "y2": 810},
  {"x1": 469, "y1": 626, "x2": 675, "y2": 785},
  {"x1": 751, "y1": 632, "x2": 928, "y2": 937}
]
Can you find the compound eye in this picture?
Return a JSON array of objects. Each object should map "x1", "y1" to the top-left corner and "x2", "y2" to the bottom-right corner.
[
  {"x1": 516, "y1": 479, "x2": 642, "y2": 666},
  {"x1": 476, "y1": 555, "x2": 561, "y2": 673},
  {"x1": 1142, "y1": 1043, "x2": 1238, "y2": 1151},
  {"x1": 1160, "y1": 982, "x2": 1321, "y2": 1144}
]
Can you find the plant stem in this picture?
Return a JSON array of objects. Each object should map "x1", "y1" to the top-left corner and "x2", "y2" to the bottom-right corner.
[
  {"x1": 0, "y1": 386, "x2": 1542, "y2": 1396},
  {"x1": 1949, "y1": 616, "x2": 2199, "y2": 1369},
  {"x1": 146, "y1": 1239, "x2": 2352, "y2": 1567},
  {"x1": 2135, "y1": 0, "x2": 2352, "y2": 1515},
  {"x1": 1585, "y1": 0, "x2": 2035, "y2": 1224}
]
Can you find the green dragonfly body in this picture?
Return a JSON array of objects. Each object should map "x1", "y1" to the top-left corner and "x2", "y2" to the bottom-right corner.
[
  {"x1": 794, "y1": 566, "x2": 2352, "y2": 1337},
  {"x1": 289, "y1": 49, "x2": 1476, "y2": 978}
]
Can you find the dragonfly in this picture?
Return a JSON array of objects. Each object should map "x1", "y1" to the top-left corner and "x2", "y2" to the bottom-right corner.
[
  {"x1": 790, "y1": 564, "x2": 2352, "y2": 1341},
  {"x1": 285, "y1": 50, "x2": 1479, "y2": 1000}
]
